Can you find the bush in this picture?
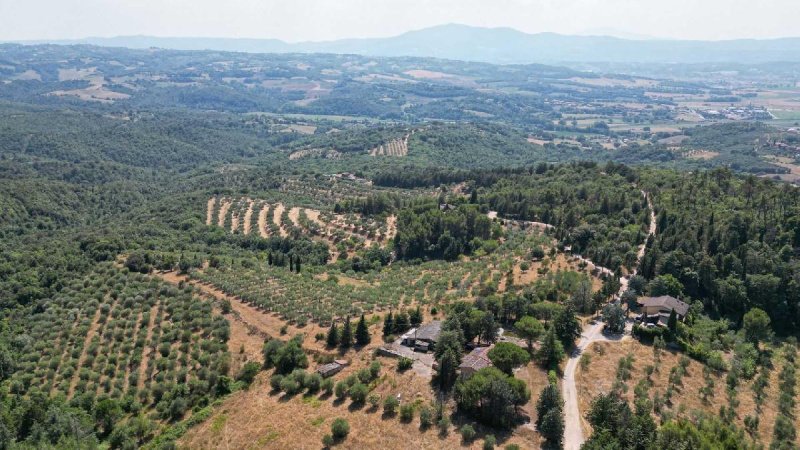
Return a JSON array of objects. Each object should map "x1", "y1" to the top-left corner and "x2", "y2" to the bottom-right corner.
[
  {"x1": 306, "y1": 373, "x2": 322, "y2": 392},
  {"x1": 331, "y1": 418, "x2": 350, "y2": 439},
  {"x1": 484, "y1": 435, "x2": 496, "y2": 450},
  {"x1": 280, "y1": 377, "x2": 300, "y2": 395},
  {"x1": 321, "y1": 377, "x2": 334, "y2": 394},
  {"x1": 367, "y1": 393, "x2": 381, "y2": 408},
  {"x1": 384, "y1": 395, "x2": 399, "y2": 414},
  {"x1": 322, "y1": 434, "x2": 334, "y2": 447},
  {"x1": 461, "y1": 424, "x2": 476, "y2": 442},
  {"x1": 269, "y1": 374, "x2": 284, "y2": 391},
  {"x1": 357, "y1": 368, "x2": 373, "y2": 384},
  {"x1": 505, "y1": 445, "x2": 520, "y2": 450},
  {"x1": 419, "y1": 405, "x2": 434, "y2": 428},
  {"x1": 633, "y1": 324, "x2": 666, "y2": 343},
  {"x1": 369, "y1": 360, "x2": 381, "y2": 378},
  {"x1": 334, "y1": 381, "x2": 348, "y2": 399},
  {"x1": 349, "y1": 382, "x2": 368, "y2": 403},
  {"x1": 398, "y1": 357, "x2": 413, "y2": 371},
  {"x1": 438, "y1": 416, "x2": 451, "y2": 434},
  {"x1": 235, "y1": 361, "x2": 261, "y2": 386},
  {"x1": 400, "y1": 403, "x2": 415, "y2": 422}
]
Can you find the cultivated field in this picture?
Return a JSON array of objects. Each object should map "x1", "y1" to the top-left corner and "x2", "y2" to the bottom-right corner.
[
  {"x1": 9, "y1": 263, "x2": 228, "y2": 415},
  {"x1": 205, "y1": 196, "x2": 397, "y2": 255}
]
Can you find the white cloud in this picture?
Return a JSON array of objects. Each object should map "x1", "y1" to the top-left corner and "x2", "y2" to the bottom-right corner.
[{"x1": 0, "y1": 0, "x2": 798, "y2": 41}]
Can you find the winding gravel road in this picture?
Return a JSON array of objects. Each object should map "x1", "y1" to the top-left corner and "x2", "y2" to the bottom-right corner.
[{"x1": 562, "y1": 190, "x2": 656, "y2": 450}]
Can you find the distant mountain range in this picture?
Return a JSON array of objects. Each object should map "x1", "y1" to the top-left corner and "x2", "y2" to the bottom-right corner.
[{"x1": 15, "y1": 24, "x2": 800, "y2": 65}]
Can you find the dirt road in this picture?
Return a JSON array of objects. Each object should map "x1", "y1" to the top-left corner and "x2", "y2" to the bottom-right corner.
[
  {"x1": 562, "y1": 321, "x2": 604, "y2": 450},
  {"x1": 563, "y1": 190, "x2": 655, "y2": 449}
]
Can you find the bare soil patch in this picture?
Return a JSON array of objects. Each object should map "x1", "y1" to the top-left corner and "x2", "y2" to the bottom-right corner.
[
  {"x1": 217, "y1": 199, "x2": 232, "y2": 227},
  {"x1": 685, "y1": 150, "x2": 720, "y2": 160},
  {"x1": 206, "y1": 198, "x2": 216, "y2": 226},
  {"x1": 257, "y1": 203, "x2": 270, "y2": 238},
  {"x1": 242, "y1": 200, "x2": 255, "y2": 235},
  {"x1": 576, "y1": 340, "x2": 781, "y2": 445},
  {"x1": 273, "y1": 203, "x2": 288, "y2": 237},
  {"x1": 68, "y1": 308, "x2": 102, "y2": 398}
]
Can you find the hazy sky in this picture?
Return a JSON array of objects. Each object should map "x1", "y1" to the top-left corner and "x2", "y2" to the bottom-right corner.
[{"x1": 1, "y1": 0, "x2": 799, "y2": 41}]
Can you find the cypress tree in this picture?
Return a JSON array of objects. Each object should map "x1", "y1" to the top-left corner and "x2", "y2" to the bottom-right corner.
[
  {"x1": 410, "y1": 306, "x2": 423, "y2": 328},
  {"x1": 289, "y1": 256, "x2": 294, "y2": 272},
  {"x1": 355, "y1": 314, "x2": 370, "y2": 346},
  {"x1": 326, "y1": 321, "x2": 339, "y2": 348},
  {"x1": 383, "y1": 312, "x2": 394, "y2": 337},
  {"x1": 295, "y1": 257, "x2": 301, "y2": 273},
  {"x1": 267, "y1": 252, "x2": 273, "y2": 266},
  {"x1": 394, "y1": 310, "x2": 410, "y2": 334},
  {"x1": 340, "y1": 316, "x2": 353, "y2": 348}
]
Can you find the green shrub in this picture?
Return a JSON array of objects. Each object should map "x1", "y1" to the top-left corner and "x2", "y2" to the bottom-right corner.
[
  {"x1": 269, "y1": 374, "x2": 284, "y2": 391},
  {"x1": 322, "y1": 434, "x2": 334, "y2": 447},
  {"x1": 349, "y1": 383, "x2": 368, "y2": 403},
  {"x1": 461, "y1": 424, "x2": 476, "y2": 442},
  {"x1": 419, "y1": 405, "x2": 434, "y2": 428},
  {"x1": 384, "y1": 395, "x2": 399, "y2": 414},
  {"x1": 368, "y1": 393, "x2": 381, "y2": 409},
  {"x1": 369, "y1": 360, "x2": 381, "y2": 378},
  {"x1": 334, "y1": 381, "x2": 348, "y2": 399},
  {"x1": 306, "y1": 373, "x2": 323, "y2": 392},
  {"x1": 438, "y1": 416, "x2": 451, "y2": 434},
  {"x1": 321, "y1": 377, "x2": 334, "y2": 394},
  {"x1": 235, "y1": 362, "x2": 261, "y2": 386},
  {"x1": 398, "y1": 357, "x2": 413, "y2": 371},
  {"x1": 331, "y1": 418, "x2": 350, "y2": 439},
  {"x1": 400, "y1": 403, "x2": 415, "y2": 422},
  {"x1": 484, "y1": 435, "x2": 496, "y2": 450},
  {"x1": 280, "y1": 378, "x2": 300, "y2": 395}
]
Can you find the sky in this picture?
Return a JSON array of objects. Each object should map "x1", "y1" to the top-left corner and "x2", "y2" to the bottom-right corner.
[{"x1": 1, "y1": 0, "x2": 799, "y2": 42}]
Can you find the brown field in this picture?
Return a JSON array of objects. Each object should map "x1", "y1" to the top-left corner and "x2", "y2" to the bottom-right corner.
[
  {"x1": 206, "y1": 196, "x2": 396, "y2": 254},
  {"x1": 171, "y1": 272, "x2": 551, "y2": 450},
  {"x1": 576, "y1": 340, "x2": 787, "y2": 446},
  {"x1": 569, "y1": 77, "x2": 658, "y2": 88},
  {"x1": 369, "y1": 133, "x2": 410, "y2": 157},
  {"x1": 685, "y1": 150, "x2": 720, "y2": 160},
  {"x1": 284, "y1": 124, "x2": 317, "y2": 134},
  {"x1": 761, "y1": 156, "x2": 800, "y2": 183},
  {"x1": 527, "y1": 137, "x2": 550, "y2": 146}
]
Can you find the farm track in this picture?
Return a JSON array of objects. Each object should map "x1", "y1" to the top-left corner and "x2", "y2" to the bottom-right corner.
[
  {"x1": 272, "y1": 203, "x2": 288, "y2": 237},
  {"x1": 288, "y1": 207, "x2": 301, "y2": 227},
  {"x1": 242, "y1": 200, "x2": 255, "y2": 235},
  {"x1": 230, "y1": 210, "x2": 240, "y2": 233},
  {"x1": 257, "y1": 204, "x2": 270, "y2": 238},
  {"x1": 136, "y1": 301, "x2": 159, "y2": 392},
  {"x1": 67, "y1": 308, "x2": 102, "y2": 398},
  {"x1": 217, "y1": 199, "x2": 232, "y2": 228},
  {"x1": 562, "y1": 190, "x2": 656, "y2": 450},
  {"x1": 206, "y1": 198, "x2": 216, "y2": 226}
]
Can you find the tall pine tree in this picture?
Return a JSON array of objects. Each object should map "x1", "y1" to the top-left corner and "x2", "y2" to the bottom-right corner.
[
  {"x1": 383, "y1": 312, "x2": 394, "y2": 336},
  {"x1": 340, "y1": 316, "x2": 353, "y2": 348},
  {"x1": 326, "y1": 321, "x2": 339, "y2": 348},
  {"x1": 355, "y1": 314, "x2": 370, "y2": 346}
]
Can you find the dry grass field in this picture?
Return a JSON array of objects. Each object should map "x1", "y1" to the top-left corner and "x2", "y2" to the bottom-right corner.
[{"x1": 576, "y1": 339, "x2": 788, "y2": 446}]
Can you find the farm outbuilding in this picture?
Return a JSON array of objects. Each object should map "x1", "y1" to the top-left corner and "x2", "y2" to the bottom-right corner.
[
  {"x1": 412, "y1": 321, "x2": 442, "y2": 350},
  {"x1": 316, "y1": 360, "x2": 349, "y2": 378},
  {"x1": 459, "y1": 346, "x2": 493, "y2": 379}
]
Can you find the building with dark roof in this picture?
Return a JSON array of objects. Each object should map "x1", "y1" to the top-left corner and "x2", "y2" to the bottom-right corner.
[
  {"x1": 637, "y1": 295, "x2": 690, "y2": 327},
  {"x1": 414, "y1": 321, "x2": 442, "y2": 346},
  {"x1": 459, "y1": 346, "x2": 493, "y2": 379}
]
